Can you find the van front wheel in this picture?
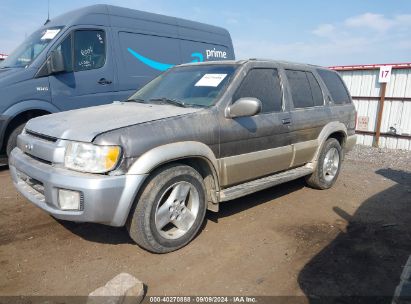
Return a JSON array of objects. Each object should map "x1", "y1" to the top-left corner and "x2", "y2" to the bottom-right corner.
[
  {"x1": 127, "y1": 164, "x2": 206, "y2": 253},
  {"x1": 6, "y1": 123, "x2": 26, "y2": 157}
]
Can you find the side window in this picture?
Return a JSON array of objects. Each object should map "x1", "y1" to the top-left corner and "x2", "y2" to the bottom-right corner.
[
  {"x1": 286, "y1": 70, "x2": 314, "y2": 108},
  {"x1": 233, "y1": 68, "x2": 282, "y2": 113},
  {"x1": 74, "y1": 30, "x2": 106, "y2": 71},
  {"x1": 317, "y1": 69, "x2": 350, "y2": 104},
  {"x1": 55, "y1": 34, "x2": 72, "y2": 72},
  {"x1": 306, "y1": 72, "x2": 324, "y2": 106}
]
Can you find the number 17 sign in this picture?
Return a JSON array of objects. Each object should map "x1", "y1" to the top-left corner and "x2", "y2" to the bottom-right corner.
[{"x1": 379, "y1": 66, "x2": 392, "y2": 83}]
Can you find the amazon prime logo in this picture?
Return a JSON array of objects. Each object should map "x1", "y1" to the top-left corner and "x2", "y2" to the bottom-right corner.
[
  {"x1": 127, "y1": 48, "x2": 210, "y2": 71},
  {"x1": 206, "y1": 48, "x2": 227, "y2": 60}
]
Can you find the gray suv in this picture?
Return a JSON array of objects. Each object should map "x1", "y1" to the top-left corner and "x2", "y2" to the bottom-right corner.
[{"x1": 10, "y1": 59, "x2": 356, "y2": 253}]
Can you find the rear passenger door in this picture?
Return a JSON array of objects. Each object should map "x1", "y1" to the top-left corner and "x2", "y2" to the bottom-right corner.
[
  {"x1": 285, "y1": 69, "x2": 330, "y2": 166},
  {"x1": 218, "y1": 68, "x2": 293, "y2": 187},
  {"x1": 316, "y1": 69, "x2": 356, "y2": 134}
]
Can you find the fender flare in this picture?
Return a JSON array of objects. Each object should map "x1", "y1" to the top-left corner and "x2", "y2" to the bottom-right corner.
[
  {"x1": 311, "y1": 121, "x2": 348, "y2": 164},
  {"x1": 127, "y1": 141, "x2": 220, "y2": 191},
  {"x1": 3, "y1": 100, "x2": 59, "y2": 117},
  {"x1": 128, "y1": 141, "x2": 219, "y2": 175}
]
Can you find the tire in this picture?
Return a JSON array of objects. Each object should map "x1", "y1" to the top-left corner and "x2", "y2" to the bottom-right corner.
[
  {"x1": 306, "y1": 138, "x2": 342, "y2": 190},
  {"x1": 127, "y1": 164, "x2": 207, "y2": 253},
  {"x1": 6, "y1": 123, "x2": 26, "y2": 157}
]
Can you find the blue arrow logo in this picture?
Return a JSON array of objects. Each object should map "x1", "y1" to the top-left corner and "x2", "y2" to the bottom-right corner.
[{"x1": 127, "y1": 48, "x2": 204, "y2": 71}]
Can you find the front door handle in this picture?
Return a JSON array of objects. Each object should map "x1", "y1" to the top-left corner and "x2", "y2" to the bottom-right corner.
[
  {"x1": 282, "y1": 118, "x2": 291, "y2": 125},
  {"x1": 98, "y1": 78, "x2": 112, "y2": 85}
]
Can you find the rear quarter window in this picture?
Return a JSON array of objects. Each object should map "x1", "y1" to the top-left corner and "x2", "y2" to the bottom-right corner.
[
  {"x1": 317, "y1": 69, "x2": 351, "y2": 104},
  {"x1": 285, "y1": 70, "x2": 324, "y2": 108}
]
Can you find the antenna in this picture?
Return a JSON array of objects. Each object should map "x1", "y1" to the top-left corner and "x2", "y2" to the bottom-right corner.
[{"x1": 44, "y1": 0, "x2": 50, "y2": 25}]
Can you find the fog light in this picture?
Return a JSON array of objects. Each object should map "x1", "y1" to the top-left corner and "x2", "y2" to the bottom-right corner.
[{"x1": 58, "y1": 189, "x2": 81, "y2": 210}]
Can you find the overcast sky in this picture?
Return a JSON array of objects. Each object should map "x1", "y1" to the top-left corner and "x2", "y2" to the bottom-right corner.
[{"x1": 1, "y1": 0, "x2": 410, "y2": 66}]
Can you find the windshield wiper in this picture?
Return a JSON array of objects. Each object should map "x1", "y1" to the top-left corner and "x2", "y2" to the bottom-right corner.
[
  {"x1": 149, "y1": 97, "x2": 187, "y2": 108},
  {"x1": 125, "y1": 98, "x2": 146, "y2": 103}
]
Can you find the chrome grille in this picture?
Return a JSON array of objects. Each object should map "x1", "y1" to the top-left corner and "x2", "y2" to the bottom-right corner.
[
  {"x1": 17, "y1": 132, "x2": 65, "y2": 164},
  {"x1": 26, "y1": 130, "x2": 57, "y2": 142}
]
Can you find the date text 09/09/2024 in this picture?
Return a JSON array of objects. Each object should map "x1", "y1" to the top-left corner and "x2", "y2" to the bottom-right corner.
[{"x1": 149, "y1": 296, "x2": 258, "y2": 303}]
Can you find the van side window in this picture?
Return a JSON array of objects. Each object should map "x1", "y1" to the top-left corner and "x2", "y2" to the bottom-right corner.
[
  {"x1": 233, "y1": 69, "x2": 282, "y2": 113},
  {"x1": 286, "y1": 70, "x2": 316, "y2": 108},
  {"x1": 55, "y1": 35, "x2": 73, "y2": 72},
  {"x1": 74, "y1": 30, "x2": 106, "y2": 72},
  {"x1": 317, "y1": 69, "x2": 350, "y2": 104}
]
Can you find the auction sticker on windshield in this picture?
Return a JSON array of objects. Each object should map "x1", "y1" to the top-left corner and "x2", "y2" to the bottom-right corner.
[
  {"x1": 41, "y1": 29, "x2": 61, "y2": 40},
  {"x1": 195, "y1": 74, "x2": 227, "y2": 87}
]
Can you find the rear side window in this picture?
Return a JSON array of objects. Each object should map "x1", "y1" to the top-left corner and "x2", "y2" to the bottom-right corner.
[
  {"x1": 233, "y1": 68, "x2": 282, "y2": 113},
  {"x1": 74, "y1": 30, "x2": 106, "y2": 71},
  {"x1": 317, "y1": 69, "x2": 350, "y2": 104},
  {"x1": 306, "y1": 72, "x2": 324, "y2": 106},
  {"x1": 286, "y1": 70, "x2": 324, "y2": 108}
]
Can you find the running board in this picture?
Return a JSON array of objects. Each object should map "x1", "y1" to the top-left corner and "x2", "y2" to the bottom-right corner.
[{"x1": 219, "y1": 166, "x2": 313, "y2": 202}]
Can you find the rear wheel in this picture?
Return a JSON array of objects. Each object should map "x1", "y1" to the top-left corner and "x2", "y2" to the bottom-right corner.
[
  {"x1": 127, "y1": 164, "x2": 206, "y2": 253},
  {"x1": 6, "y1": 123, "x2": 26, "y2": 157},
  {"x1": 306, "y1": 138, "x2": 342, "y2": 189}
]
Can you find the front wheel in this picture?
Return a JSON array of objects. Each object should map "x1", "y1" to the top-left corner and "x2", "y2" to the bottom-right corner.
[
  {"x1": 127, "y1": 164, "x2": 206, "y2": 253},
  {"x1": 306, "y1": 138, "x2": 342, "y2": 189}
]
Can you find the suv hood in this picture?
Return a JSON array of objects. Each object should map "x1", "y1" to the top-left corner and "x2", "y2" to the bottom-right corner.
[{"x1": 25, "y1": 102, "x2": 201, "y2": 142}]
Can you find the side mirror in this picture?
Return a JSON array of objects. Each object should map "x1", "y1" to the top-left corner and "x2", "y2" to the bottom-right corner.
[
  {"x1": 226, "y1": 98, "x2": 262, "y2": 118},
  {"x1": 47, "y1": 49, "x2": 66, "y2": 74}
]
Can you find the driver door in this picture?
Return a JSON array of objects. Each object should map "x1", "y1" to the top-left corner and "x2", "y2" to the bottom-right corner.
[
  {"x1": 48, "y1": 27, "x2": 118, "y2": 111},
  {"x1": 218, "y1": 67, "x2": 293, "y2": 187}
]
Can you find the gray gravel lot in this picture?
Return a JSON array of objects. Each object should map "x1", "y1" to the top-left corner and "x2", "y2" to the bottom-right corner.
[
  {"x1": 346, "y1": 144, "x2": 411, "y2": 170},
  {"x1": 0, "y1": 144, "x2": 410, "y2": 300}
]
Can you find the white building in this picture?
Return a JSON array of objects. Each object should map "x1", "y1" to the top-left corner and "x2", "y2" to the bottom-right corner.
[{"x1": 331, "y1": 63, "x2": 411, "y2": 150}]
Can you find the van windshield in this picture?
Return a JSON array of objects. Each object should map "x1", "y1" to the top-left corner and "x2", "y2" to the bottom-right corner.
[
  {"x1": 128, "y1": 64, "x2": 237, "y2": 108},
  {"x1": 0, "y1": 27, "x2": 63, "y2": 69}
]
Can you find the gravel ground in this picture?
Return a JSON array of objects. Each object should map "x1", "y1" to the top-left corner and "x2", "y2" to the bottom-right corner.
[
  {"x1": 0, "y1": 144, "x2": 411, "y2": 301},
  {"x1": 346, "y1": 144, "x2": 411, "y2": 170}
]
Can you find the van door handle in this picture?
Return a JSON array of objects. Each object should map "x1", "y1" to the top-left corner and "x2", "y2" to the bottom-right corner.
[
  {"x1": 98, "y1": 78, "x2": 112, "y2": 85},
  {"x1": 282, "y1": 118, "x2": 291, "y2": 125}
]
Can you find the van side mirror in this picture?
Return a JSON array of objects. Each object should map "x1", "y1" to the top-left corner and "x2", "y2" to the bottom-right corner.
[
  {"x1": 226, "y1": 98, "x2": 262, "y2": 118},
  {"x1": 47, "y1": 49, "x2": 66, "y2": 74}
]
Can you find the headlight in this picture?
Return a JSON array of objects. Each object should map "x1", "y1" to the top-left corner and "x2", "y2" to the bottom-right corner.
[{"x1": 64, "y1": 142, "x2": 121, "y2": 173}]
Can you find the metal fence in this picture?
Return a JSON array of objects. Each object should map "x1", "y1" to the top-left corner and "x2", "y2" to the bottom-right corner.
[{"x1": 331, "y1": 63, "x2": 411, "y2": 150}]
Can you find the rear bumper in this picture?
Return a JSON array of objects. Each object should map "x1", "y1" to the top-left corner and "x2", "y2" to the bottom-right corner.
[
  {"x1": 9, "y1": 147, "x2": 147, "y2": 226},
  {"x1": 345, "y1": 134, "x2": 357, "y2": 152}
]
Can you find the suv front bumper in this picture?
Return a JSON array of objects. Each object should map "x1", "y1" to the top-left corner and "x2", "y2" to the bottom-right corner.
[{"x1": 9, "y1": 148, "x2": 147, "y2": 226}]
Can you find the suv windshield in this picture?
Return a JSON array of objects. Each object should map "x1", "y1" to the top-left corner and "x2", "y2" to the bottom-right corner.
[
  {"x1": 128, "y1": 64, "x2": 238, "y2": 107},
  {"x1": 0, "y1": 27, "x2": 63, "y2": 69}
]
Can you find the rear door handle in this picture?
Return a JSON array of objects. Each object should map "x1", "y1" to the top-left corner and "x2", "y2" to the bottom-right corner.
[
  {"x1": 98, "y1": 78, "x2": 112, "y2": 85},
  {"x1": 282, "y1": 118, "x2": 291, "y2": 125}
]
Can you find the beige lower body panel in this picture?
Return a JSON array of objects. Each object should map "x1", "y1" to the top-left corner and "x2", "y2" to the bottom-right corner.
[
  {"x1": 291, "y1": 139, "x2": 318, "y2": 167},
  {"x1": 218, "y1": 140, "x2": 320, "y2": 187},
  {"x1": 218, "y1": 145, "x2": 293, "y2": 187}
]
